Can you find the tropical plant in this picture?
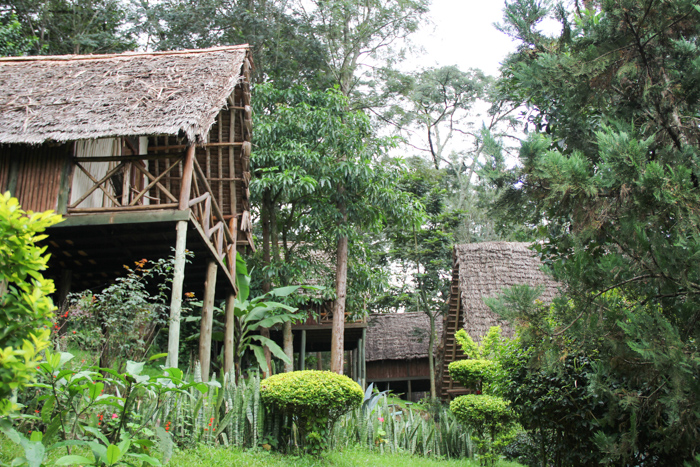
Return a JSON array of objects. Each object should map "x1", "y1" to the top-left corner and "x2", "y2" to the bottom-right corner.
[
  {"x1": 231, "y1": 256, "x2": 300, "y2": 381},
  {"x1": 0, "y1": 193, "x2": 60, "y2": 415},
  {"x1": 2, "y1": 349, "x2": 215, "y2": 466},
  {"x1": 64, "y1": 256, "x2": 177, "y2": 371},
  {"x1": 261, "y1": 370, "x2": 363, "y2": 454}
]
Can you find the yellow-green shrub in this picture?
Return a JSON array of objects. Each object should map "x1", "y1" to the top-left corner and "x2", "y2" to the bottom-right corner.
[
  {"x1": 261, "y1": 370, "x2": 362, "y2": 453},
  {"x1": 0, "y1": 193, "x2": 60, "y2": 415},
  {"x1": 448, "y1": 359, "x2": 496, "y2": 391},
  {"x1": 451, "y1": 395, "x2": 515, "y2": 465}
]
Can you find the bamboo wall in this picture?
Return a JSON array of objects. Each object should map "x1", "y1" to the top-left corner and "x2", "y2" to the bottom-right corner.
[{"x1": 0, "y1": 143, "x2": 70, "y2": 212}]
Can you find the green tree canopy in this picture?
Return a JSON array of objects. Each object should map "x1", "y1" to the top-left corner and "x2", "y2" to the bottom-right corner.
[{"x1": 489, "y1": 0, "x2": 700, "y2": 463}]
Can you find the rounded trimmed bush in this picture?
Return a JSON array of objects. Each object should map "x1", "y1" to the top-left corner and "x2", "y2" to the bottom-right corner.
[
  {"x1": 448, "y1": 359, "x2": 496, "y2": 389},
  {"x1": 450, "y1": 394, "x2": 512, "y2": 431},
  {"x1": 451, "y1": 394, "x2": 516, "y2": 464},
  {"x1": 261, "y1": 370, "x2": 363, "y2": 453}
]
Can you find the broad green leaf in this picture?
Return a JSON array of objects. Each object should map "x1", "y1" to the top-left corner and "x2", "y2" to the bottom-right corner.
[
  {"x1": 89, "y1": 382, "x2": 104, "y2": 400},
  {"x1": 250, "y1": 336, "x2": 291, "y2": 363},
  {"x1": 148, "y1": 353, "x2": 168, "y2": 362},
  {"x1": 127, "y1": 453, "x2": 162, "y2": 466},
  {"x1": 23, "y1": 440, "x2": 45, "y2": 467},
  {"x1": 105, "y1": 444, "x2": 122, "y2": 465},
  {"x1": 125, "y1": 361, "x2": 145, "y2": 376},
  {"x1": 268, "y1": 285, "x2": 300, "y2": 297},
  {"x1": 54, "y1": 455, "x2": 94, "y2": 465},
  {"x1": 251, "y1": 345, "x2": 269, "y2": 374},
  {"x1": 41, "y1": 395, "x2": 55, "y2": 423}
]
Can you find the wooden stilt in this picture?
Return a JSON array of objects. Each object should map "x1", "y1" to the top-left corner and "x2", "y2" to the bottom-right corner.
[
  {"x1": 57, "y1": 269, "x2": 72, "y2": 309},
  {"x1": 300, "y1": 330, "x2": 306, "y2": 371},
  {"x1": 361, "y1": 327, "x2": 367, "y2": 390},
  {"x1": 316, "y1": 352, "x2": 323, "y2": 371},
  {"x1": 223, "y1": 292, "x2": 235, "y2": 378},
  {"x1": 166, "y1": 220, "x2": 188, "y2": 369},
  {"x1": 408, "y1": 380, "x2": 413, "y2": 402},
  {"x1": 199, "y1": 259, "x2": 218, "y2": 382}
]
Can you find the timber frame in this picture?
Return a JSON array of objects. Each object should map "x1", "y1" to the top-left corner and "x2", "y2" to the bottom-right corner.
[{"x1": 0, "y1": 45, "x2": 255, "y2": 380}]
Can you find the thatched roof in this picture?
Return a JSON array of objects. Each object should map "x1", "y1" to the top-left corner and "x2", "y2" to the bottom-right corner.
[
  {"x1": 455, "y1": 242, "x2": 559, "y2": 342},
  {"x1": 366, "y1": 312, "x2": 443, "y2": 362},
  {"x1": 0, "y1": 45, "x2": 250, "y2": 144}
]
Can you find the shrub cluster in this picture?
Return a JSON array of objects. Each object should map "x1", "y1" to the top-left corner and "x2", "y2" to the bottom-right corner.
[
  {"x1": 261, "y1": 370, "x2": 362, "y2": 454},
  {"x1": 448, "y1": 359, "x2": 496, "y2": 391}
]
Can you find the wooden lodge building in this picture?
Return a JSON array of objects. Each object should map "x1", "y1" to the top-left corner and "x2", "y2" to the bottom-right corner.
[
  {"x1": 365, "y1": 312, "x2": 442, "y2": 401},
  {"x1": 439, "y1": 242, "x2": 559, "y2": 399},
  {"x1": 0, "y1": 45, "x2": 255, "y2": 381}
]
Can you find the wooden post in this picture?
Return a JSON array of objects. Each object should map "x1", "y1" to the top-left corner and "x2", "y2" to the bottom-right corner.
[
  {"x1": 166, "y1": 220, "x2": 188, "y2": 369},
  {"x1": 223, "y1": 292, "x2": 235, "y2": 379},
  {"x1": 408, "y1": 380, "x2": 413, "y2": 402},
  {"x1": 199, "y1": 260, "x2": 218, "y2": 382},
  {"x1": 284, "y1": 322, "x2": 293, "y2": 372},
  {"x1": 316, "y1": 352, "x2": 323, "y2": 371},
  {"x1": 179, "y1": 145, "x2": 196, "y2": 210},
  {"x1": 299, "y1": 330, "x2": 306, "y2": 371},
  {"x1": 361, "y1": 327, "x2": 367, "y2": 389}
]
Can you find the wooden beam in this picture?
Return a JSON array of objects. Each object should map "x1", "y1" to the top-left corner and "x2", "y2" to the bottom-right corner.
[
  {"x1": 166, "y1": 220, "x2": 188, "y2": 369},
  {"x1": 199, "y1": 259, "x2": 218, "y2": 383},
  {"x1": 148, "y1": 142, "x2": 244, "y2": 152},
  {"x1": 67, "y1": 203, "x2": 178, "y2": 213},
  {"x1": 52, "y1": 208, "x2": 189, "y2": 228},
  {"x1": 179, "y1": 145, "x2": 195, "y2": 210}
]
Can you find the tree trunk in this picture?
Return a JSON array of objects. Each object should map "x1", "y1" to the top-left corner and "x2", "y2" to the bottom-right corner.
[
  {"x1": 330, "y1": 234, "x2": 349, "y2": 374},
  {"x1": 260, "y1": 190, "x2": 273, "y2": 377}
]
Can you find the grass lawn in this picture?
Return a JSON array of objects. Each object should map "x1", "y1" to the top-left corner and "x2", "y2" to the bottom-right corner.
[
  {"x1": 2, "y1": 434, "x2": 522, "y2": 466},
  {"x1": 169, "y1": 444, "x2": 523, "y2": 467}
]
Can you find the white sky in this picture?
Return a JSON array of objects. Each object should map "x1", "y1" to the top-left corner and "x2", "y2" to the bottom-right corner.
[{"x1": 411, "y1": 0, "x2": 518, "y2": 77}]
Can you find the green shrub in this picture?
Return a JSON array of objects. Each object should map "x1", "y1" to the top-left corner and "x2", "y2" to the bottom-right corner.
[
  {"x1": 450, "y1": 395, "x2": 515, "y2": 466},
  {"x1": 261, "y1": 370, "x2": 362, "y2": 454},
  {"x1": 448, "y1": 359, "x2": 496, "y2": 391},
  {"x1": 0, "y1": 193, "x2": 60, "y2": 415}
]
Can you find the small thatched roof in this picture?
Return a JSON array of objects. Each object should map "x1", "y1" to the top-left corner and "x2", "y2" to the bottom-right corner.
[
  {"x1": 455, "y1": 242, "x2": 559, "y2": 342},
  {"x1": 0, "y1": 45, "x2": 250, "y2": 144},
  {"x1": 366, "y1": 312, "x2": 443, "y2": 362}
]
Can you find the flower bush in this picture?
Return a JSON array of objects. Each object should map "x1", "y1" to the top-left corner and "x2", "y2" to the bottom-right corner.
[{"x1": 261, "y1": 370, "x2": 362, "y2": 454}]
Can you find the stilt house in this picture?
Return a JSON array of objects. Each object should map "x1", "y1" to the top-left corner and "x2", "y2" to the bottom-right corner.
[
  {"x1": 365, "y1": 312, "x2": 442, "y2": 401},
  {"x1": 0, "y1": 45, "x2": 255, "y2": 380},
  {"x1": 440, "y1": 242, "x2": 559, "y2": 399}
]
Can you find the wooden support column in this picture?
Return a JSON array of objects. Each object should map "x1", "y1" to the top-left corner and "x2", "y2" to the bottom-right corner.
[
  {"x1": 199, "y1": 260, "x2": 218, "y2": 382},
  {"x1": 316, "y1": 352, "x2": 323, "y2": 371},
  {"x1": 223, "y1": 292, "x2": 235, "y2": 378},
  {"x1": 299, "y1": 330, "x2": 306, "y2": 371},
  {"x1": 57, "y1": 270, "x2": 72, "y2": 309},
  {"x1": 408, "y1": 380, "x2": 413, "y2": 402},
  {"x1": 166, "y1": 220, "x2": 188, "y2": 369},
  {"x1": 361, "y1": 327, "x2": 367, "y2": 390},
  {"x1": 179, "y1": 145, "x2": 196, "y2": 210}
]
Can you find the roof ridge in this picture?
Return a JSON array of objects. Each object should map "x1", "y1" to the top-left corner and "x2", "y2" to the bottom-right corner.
[{"x1": 0, "y1": 45, "x2": 250, "y2": 63}]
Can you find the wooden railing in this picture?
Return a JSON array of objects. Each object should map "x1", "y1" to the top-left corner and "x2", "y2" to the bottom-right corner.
[
  {"x1": 68, "y1": 154, "x2": 182, "y2": 212},
  {"x1": 67, "y1": 145, "x2": 240, "y2": 278}
]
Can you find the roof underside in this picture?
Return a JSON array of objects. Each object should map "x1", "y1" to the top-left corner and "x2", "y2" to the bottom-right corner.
[
  {"x1": 0, "y1": 46, "x2": 248, "y2": 144},
  {"x1": 455, "y1": 242, "x2": 560, "y2": 341},
  {"x1": 365, "y1": 312, "x2": 443, "y2": 362}
]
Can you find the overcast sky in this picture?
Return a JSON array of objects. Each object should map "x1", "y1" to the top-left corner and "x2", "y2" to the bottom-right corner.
[{"x1": 411, "y1": 0, "x2": 518, "y2": 77}]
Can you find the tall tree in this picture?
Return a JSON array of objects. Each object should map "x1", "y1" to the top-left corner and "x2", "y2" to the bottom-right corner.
[
  {"x1": 252, "y1": 84, "x2": 421, "y2": 374},
  {"x1": 490, "y1": 0, "x2": 700, "y2": 463},
  {"x1": 295, "y1": 0, "x2": 430, "y2": 373},
  {"x1": 0, "y1": 0, "x2": 135, "y2": 54}
]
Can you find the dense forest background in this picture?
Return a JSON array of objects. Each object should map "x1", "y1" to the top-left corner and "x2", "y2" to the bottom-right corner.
[{"x1": 2, "y1": 0, "x2": 699, "y2": 464}]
